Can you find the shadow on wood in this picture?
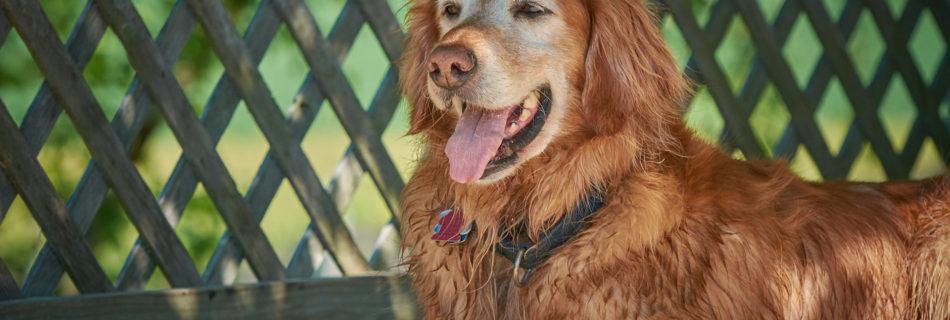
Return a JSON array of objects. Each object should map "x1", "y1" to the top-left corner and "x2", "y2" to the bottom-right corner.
[{"x1": 0, "y1": 275, "x2": 417, "y2": 320}]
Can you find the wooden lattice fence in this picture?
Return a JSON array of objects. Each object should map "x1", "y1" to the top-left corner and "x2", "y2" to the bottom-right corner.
[
  {"x1": 0, "y1": 0, "x2": 947, "y2": 318},
  {"x1": 0, "y1": 0, "x2": 413, "y2": 318},
  {"x1": 660, "y1": 0, "x2": 950, "y2": 179}
]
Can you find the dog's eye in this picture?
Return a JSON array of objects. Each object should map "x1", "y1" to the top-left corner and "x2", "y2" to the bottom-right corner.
[
  {"x1": 515, "y1": 2, "x2": 548, "y2": 18},
  {"x1": 443, "y1": 3, "x2": 461, "y2": 19}
]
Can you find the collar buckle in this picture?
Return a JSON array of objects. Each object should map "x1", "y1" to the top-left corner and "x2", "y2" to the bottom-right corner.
[{"x1": 496, "y1": 188, "x2": 605, "y2": 283}]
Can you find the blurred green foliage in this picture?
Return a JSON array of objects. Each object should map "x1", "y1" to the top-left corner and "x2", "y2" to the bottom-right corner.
[{"x1": 0, "y1": 0, "x2": 946, "y2": 296}]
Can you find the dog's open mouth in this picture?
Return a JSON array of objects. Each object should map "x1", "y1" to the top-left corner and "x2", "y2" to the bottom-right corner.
[{"x1": 444, "y1": 86, "x2": 551, "y2": 183}]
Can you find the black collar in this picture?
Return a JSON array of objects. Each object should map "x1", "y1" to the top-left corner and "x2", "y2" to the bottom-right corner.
[{"x1": 495, "y1": 189, "x2": 605, "y2": 271}]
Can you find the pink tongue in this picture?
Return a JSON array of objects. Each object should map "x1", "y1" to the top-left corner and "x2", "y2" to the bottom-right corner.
[{"x1": 445, "y1": 107, "x2": 511, "y2": 183}]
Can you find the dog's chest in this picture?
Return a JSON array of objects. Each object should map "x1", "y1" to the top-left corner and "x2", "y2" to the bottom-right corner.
[
  {"x1": 483, "y1": 243, "x2": 688, "y2": 319},
  {"x1": 495, "y1": 271, "x2": 680, "y2": 319}
]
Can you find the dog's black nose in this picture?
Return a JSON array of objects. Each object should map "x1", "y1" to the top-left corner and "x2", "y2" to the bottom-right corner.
[{"x1": 427, "y1": 44, "x2": 476, "y2": 89}]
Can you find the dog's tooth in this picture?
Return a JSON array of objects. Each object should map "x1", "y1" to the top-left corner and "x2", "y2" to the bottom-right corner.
[
  {"x1": 519, "y1": 110, "x2": 532, "y2": 122},
  {"x1": 452, "y1": 96, "x2": 463, "y2": 110},
  {"x1": 523, "y1": 93, "x2": 539, "y2": 110},
  {"x1": 508, "y1": 123, "x2": 520, "y2": 135}
]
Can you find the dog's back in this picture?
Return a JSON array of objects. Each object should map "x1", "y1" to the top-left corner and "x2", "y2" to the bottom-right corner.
[
  {"x1": 655, "y1": 142, "x2": 950, "y2": 318},
  {"x1": 887, "y1": 177, "x2": 950, "y2": 319}
]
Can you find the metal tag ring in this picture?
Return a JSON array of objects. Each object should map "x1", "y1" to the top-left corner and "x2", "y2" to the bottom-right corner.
[{"x1": 512, "y1": 248, "x2": 533, "y2": 287}]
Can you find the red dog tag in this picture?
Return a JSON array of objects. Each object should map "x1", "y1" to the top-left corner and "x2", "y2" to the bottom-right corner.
[{"x1": 432, "y1": 209, "x2": 471, "y2": 243}]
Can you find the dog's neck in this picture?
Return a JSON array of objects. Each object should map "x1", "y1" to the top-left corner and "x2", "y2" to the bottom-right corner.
[
  {"x1": 495, "y1": 187, "x2": 605, "y2": 271},
  {"x1": 429, "y1": 119, "x2": 688, "y2": 247},
  {"x1": 403, "y1": 118, "x2": 695, "y2": 318}
]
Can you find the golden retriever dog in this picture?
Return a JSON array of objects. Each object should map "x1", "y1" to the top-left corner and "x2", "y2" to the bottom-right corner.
[{"x1": 397, "y1": 0, "x2": 950, "y2": 318}]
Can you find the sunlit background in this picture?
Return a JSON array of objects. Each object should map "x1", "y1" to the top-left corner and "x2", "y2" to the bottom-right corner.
[{"x1": 0, "y1": 0, "x2": 946, "y2": 295}]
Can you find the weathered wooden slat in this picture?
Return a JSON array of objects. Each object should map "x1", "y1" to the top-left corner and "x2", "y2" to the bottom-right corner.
[
  {"x1": 13, "y1": 1, "x2": 124, "y2": 294},
  {"x1": 683, "y1": 0, "x2": 736, "y2": 95},
  {"x1": 271, "y1": 0, "x2": 410, "y2": 266},
  {"x1": 736, "y1": 0, "x2": 799, "y2": 109},
  {"x1": 774, "y1": 0, "x2": 865, "y2": 161},
  {"x1": 667, "y1": 0, "x2": 766, "y2": 158},
  {"x1": 183, "y1": 0, "x2": 371, "y2": 274},
  {"x1": 797, "y1": 0, "x2": 908, "y2": 178},
  {"x1": 835, "y1": 124, "x2": 871, "y2": 168},
  {"x1": 926, "y1": 58, "x2": 950, "y2": 163},
  {"x1": 204, "y1": 0, "x2": 376, "y2": 285},
  {"x1": 677, "y1": 1, "x2": 747, "y2": 154},
  {"x1": 327, "y1": 0, "x2": 365, "y2": 60},
  {"x1": 0, "y1": 169, "x2": 11, "y2": 225},
  {"x1": 722, "y1": 0, "x2": 800, "y2": 149},
  {"x1": 0, "y1": 13, "x2": 7, "y2": 224},
  {"x1": 732, "y1": 0, "x2": 844, "y2": 177},
  {"x1": 862, "y1": 0, "x2": 950, "y2": 159},
  {"x1": 0, "y1": 10, "x2": 9, "y2": 45},
  {"x1": 270, "y1": 0, "x2": 405, "y2": 224},
  {"x1": 0, "y1": 257, "x2": 21, "y2": 300},
  {"x1": 287, "y1": 228, "x2": 328, "y2": 277},
  {"x1": 807, "y1": 0, "x2": 865, "y2": 96},
  {"x1": 682, "y1": 0, "x2": 739, "y2": 143},
  {"x1": 900, "y1": 122, "x2": 927, "y2": 166},
  {"x1": 702, "y1": 0, "x2": 737, "y2": 50},
  {"x1": 931, "y1": 62, "x2": 950, "y2": 141},
  {"x1": 0, "y1": 0, "x2": 106, "y2": 222},
  {"x1": 672, "y1": 0, "x2": 748, "y2": 150},
  {"x1": 0, "y1": 276, "x2": 418, "y2": 320},
  {"x1": 368, "y1": 221, "x2": 401, "y2": 270},
  {"x1": 680, "y1": 0, "x2": 735, "y2": 112},
  {"x1": 920, "y1": 0, "x2": 950, "y2": 160},
  {"x1": 826, "y1": 0, "x2": 924, "y2": 170},
  {"x1": 201, "y1": 100, "x2": 324, "y2": 284},
  {"x1": 94, "y1": 0, "x2": 287, "y2": 284},
  {"x1": 353, "y1": 0, "x2": 403, "y2": 62},
  {"x1": 287, "y1": 68, "x2": 403, "y2": 277},
  {"x1": 930, "y1": 0, "x2": 950, "y2": 42},
  {"x1": 1, "y1": 0, "x2": 202, "y2": 287},
  {"x1": 775, "y1": 0, "x2": 863, "y2": 161},
  {"x1": 23, "y1": 0, "x2": 196, "y2": 297},
  {"x1": 895, "y1": 0, "x2": 950, "y2": 163},
  {"x1": 861, "y1": 0, "x2": 926, "y2": 101},
  {"x1": 836, "y1": 47, "x2": 902, "y2": 166},
  {"x1": 933, "y1": 56, "x2": 950, "y2": 97},
  {"x1": 115, "y1": 0, "x2": 282, "y2": 290},
  {"x1": 0, "y1": 102, "x2": 113, "y2": 294}
]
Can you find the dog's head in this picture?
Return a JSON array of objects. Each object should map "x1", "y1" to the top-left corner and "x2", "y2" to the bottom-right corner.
[{"x1": 401, "y1": 0, "x2": 686, "y2": 184}]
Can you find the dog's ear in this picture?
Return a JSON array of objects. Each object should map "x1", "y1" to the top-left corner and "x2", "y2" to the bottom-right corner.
[
  {"x1": 400, "y1": 1, "x2": 442, "y2": 135},
  {"x1": 582, "y1": 0, "x2": 687, "y2": 136}
]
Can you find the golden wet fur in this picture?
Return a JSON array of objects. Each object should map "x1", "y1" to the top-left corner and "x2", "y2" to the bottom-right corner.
[{"x1": 398, "y1": 0, "x2": 950, "y2": 318}]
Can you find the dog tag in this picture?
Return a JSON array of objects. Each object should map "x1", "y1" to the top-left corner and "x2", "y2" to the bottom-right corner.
[{"x1": 432, "y1": 209, "x2": 471, "y2": 244}]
